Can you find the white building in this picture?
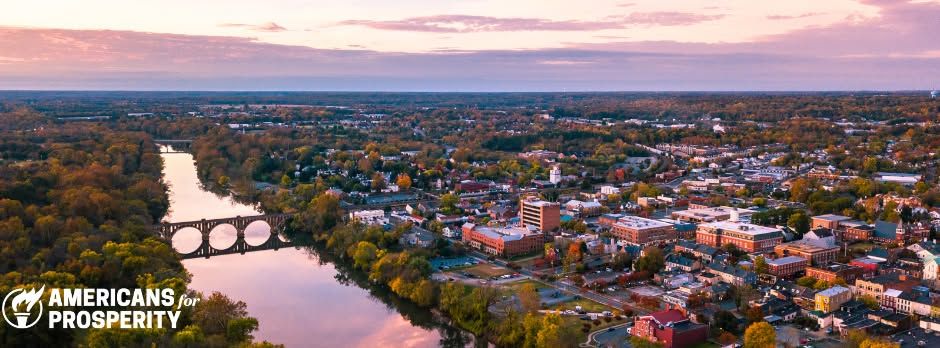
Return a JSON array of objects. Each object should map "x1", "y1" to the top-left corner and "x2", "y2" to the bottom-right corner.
[
  {"x1": 549, "y1": 166, "x2": 562, "y2": 184},
  {"x1": 349, "y1": 210, "x2": 388, "y2": 225}
]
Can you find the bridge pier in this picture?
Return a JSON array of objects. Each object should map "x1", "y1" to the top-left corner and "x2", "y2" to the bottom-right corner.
[{"x1": 154, "y1": 214, "x2": 294, "y2": 260}]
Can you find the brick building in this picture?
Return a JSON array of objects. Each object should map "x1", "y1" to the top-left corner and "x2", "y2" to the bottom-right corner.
[
  {"x1": 461, "y1": 224, "x2": 544, "y2": 257},
  {"x1": 806, "y1": 263, "x2": 865, "y2": 284},
  {"x1": 774, "y1": 241, "x2": 838, "y2": 266},
  {"x1": 633, "y1": 309, "x2": 708, "y2": 348},
  {"x1": 766, "y1": 256, "x2": 809, "y2": 278},
  {"x1": 611, "y1": 216, "x2": 677, "y2": 246},
  {"x1": 520, "y1": 196, "x2": 560, "y2": 232},
  {"x1": 696, "y1": 220, "x2": 783, "y2": 253}
]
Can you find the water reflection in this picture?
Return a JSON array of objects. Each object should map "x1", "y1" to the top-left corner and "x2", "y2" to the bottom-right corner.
[{"x1": 161, "y1": 151, "x2": 480, "y2": 347}]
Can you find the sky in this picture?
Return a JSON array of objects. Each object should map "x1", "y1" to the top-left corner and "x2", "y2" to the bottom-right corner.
[{"x1": 0, "y1": 0, "x2": 938, "y2": 91}]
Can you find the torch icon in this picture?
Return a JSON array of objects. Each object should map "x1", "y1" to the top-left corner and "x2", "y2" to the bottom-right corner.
[{"x1": 3, "y1": 285, "x2": 45, "y2": 329}]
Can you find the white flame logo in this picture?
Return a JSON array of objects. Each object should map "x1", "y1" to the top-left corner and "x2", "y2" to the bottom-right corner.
[{"x1": 3, "y1": 285, "x2": 45, "y2": 329}]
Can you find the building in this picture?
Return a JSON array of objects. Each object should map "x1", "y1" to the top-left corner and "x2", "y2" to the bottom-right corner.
[
  {"x1": 461, "y1": 224, "x2": 544, "y2": 257},
  {"x1": 349, "y1": 210, "x2": 388, "y2": 225},
  {"x1": 696, "y1": 220, "x2": 784, "y2": 253},
  {"x1": 855, "y1": 274, "x2": 919, "y2": 306},
  {"x1": 874, "y1": 172, "x2": 922, "y2": 186},
  {"x1": 519, "y1": 196, "x2": 560, "y2": 232},
  {"x1": 611, "y1": 216, "x2": 677, "y2": 246},
  {"x1": 706, "y1": 263, "x2": 757, "y2": 287},
  {"x1": 549, "y1": 165, "x2": 561, "y2": 184},
  {"x1": 774, "y1": 241, "x2": 838, "y2": 266},
  {"x1": 767, "y1": 256, "x2": 809, "y2": 278},
  {"x1": 816, "y1": 286, "x2": 852, "y2": 313},
  {"x1": 633, "y1": 309, "x2": 708, "y2": 348},
  {"x1": 564, "y1": 200, "x2": 603, "y2": 217},
  {"x1": 812, "y1": 214, "x2": 852, "y2": 230},
  {"x1": 671, "y1": 206, "x2": 755, "y2": 223},
  {"x1": 806, "y1": 263, "x2": 865, "y2": 284}
]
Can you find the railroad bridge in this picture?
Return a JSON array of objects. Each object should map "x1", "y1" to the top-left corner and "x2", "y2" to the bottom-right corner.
[{"x1": 153, "y1": 214, "x2": 293, "y2": 259}]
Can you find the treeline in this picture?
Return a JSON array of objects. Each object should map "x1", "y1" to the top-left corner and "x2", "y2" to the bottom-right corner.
[{"x1": 0, "y1": 112, "x2": 275, "y2": 347}]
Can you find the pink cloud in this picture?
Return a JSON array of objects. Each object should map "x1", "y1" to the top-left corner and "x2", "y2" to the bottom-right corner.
[
  {"x1": 219, "y1": 22, "x2": 287, "y2": 32},
  {"x1": 0, "y1": 0, "x2": 936, "y2": 91},
  {"x1": 339, "y1": 12, "x2": 723, "y2": 33},
  {"x1": 766, "y1": 13, "x2": 822, "y2": 20}
]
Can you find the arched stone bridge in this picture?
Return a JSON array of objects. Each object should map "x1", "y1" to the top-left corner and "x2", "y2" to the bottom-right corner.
[{"x1": 153, "y1": 214, "x2": 294, "y2": 259}]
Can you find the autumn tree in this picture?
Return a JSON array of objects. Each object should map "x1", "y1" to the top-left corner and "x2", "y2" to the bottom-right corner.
[
  {"x1": 518, "y1": 283, "x2": 541, "y2": 313},
  {"x1": 396, "y1": 173, "x2": 413, "y2": 190},
  {"x1": 743, "y1": 321, "x2": 775, "y2": 348}
]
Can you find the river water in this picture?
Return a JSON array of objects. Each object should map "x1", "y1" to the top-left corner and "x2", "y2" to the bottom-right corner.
[{"x1": 160, "y1": 151, "x2": 475, "y2": 347}]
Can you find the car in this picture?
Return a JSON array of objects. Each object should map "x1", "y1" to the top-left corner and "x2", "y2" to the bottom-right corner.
[
  {"x1": 607, "y1": 327, "x2": 615, "y2": 332},
  {"x1": 580, "y1": 316, "x2": 591, "y2": 320}
]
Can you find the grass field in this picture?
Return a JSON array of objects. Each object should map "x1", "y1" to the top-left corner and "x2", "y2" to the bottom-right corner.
[
  {"x1": 503, "y1": 279, "x2": 550, "y2": 291},
  {"x1": 466, "y1": 263, "x2": 514, "y2": 278},
  {"x1": 549, "y1": 298, "x2": 613, "y2": 313},
  {"x1": 560, "y1": 314, "x2": 625, "y2": 343}
]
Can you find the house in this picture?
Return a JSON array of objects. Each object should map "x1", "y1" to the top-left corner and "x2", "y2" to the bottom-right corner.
[
  {"x1": 399, "y1": 227, "x2": 437, "y2": 248},
  {"x1": 665, "y1": 254, "x2": 702, "y2": 272},
  {"x1": 706, "y1": 263, "x2": 757, "y2": 287},
  {"x1": 816, "y1": 286, "x2": 852, "y2": 313},
  {"x1": 633, "y1": 309, "x2": 708, "y2": 348},
  {"x1": 564, "y1": 200, "x2": 603, "y2": 217}
]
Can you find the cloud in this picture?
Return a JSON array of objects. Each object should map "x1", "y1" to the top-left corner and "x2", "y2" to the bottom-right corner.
[
  {"x1": 338, "y1": 12, "x2": 723, "y2": 33},
  {"x1": 766, "y1": 13, "x2": 822, "y2": 20},
  {"x1": 0, "y1": 0, "x2": 937, "y2": 91},
  {"x1": 219, "y1": 22, "x2": 287, "y2": 32}
]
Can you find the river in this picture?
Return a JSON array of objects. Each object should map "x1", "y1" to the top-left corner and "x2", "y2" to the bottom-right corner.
[{"x1": 160, "y1": 150, "x2": 477, "y2": 347}]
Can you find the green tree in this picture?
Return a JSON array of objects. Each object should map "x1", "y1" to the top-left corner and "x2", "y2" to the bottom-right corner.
[
  {"x1": 754, "y1": 256, "x2": 769, "y2": 275},
  {"x1": 634, "y1": 247, "x2": 665, "y2": 274},
  {"x1": 787, "y1": 212, "x2": 810, "y2": 234},
  {"x1": 743, "y1": 321, "x2": 775, "y2": 348}
]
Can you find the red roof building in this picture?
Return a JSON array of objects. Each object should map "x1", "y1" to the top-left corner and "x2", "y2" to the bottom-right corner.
[{"x1": 633, "y1": 309, "x2": 708, "y2": 348}]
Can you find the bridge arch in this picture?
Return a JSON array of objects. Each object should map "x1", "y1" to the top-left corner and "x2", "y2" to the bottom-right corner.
[{"x1": 152, "y1": 213, "x2": 293, "y2": 259}]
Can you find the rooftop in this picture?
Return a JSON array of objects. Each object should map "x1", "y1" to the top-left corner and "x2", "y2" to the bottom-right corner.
[
  {"x1": 817, "y1": 286, "x2": 850, "y2": 297},
  {"x1": 701, "y1": 220, "x2": 783, "y2": 236},
  {"x1": 613, "y1": 215, "x2": 673, "y2": 230},
  {"x1": 767, "y1": 256, "x2": 807, "y2": 266},
  {"x1": 813, "y1": 214, "x2": 852, "y2": 222}
]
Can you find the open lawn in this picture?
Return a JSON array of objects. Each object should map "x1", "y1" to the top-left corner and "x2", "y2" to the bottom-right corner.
[
  {"x1": 466, "y1": 263, "x2": 514, "y2": 278},
  {"x1": 561, "y1": 314, "x2": 625, "y2": 343},
  {"x1": 549, "y1": 298, "x2": 613, "y2": 313},
  {"x1": 503, "y1": 279, "x2": 550, "y2": 291}
]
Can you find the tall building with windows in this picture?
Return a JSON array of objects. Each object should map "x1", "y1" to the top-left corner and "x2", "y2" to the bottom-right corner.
[{"x1": 520, "y1": 196, "x2": 560, "y2": 232}]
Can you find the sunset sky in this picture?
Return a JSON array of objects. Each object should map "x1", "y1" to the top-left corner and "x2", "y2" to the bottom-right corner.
[{"x1": 1, "y1": 0, "x2": 938, "y2": 91}]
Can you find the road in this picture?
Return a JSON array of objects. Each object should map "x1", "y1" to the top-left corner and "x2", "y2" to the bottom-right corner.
[{"x1": 585, "y1": 323, "x2": 632, "y2": 348}]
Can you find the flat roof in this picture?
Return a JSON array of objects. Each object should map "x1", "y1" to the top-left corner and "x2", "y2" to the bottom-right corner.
[
  {"x1": 613, "y1": 215, "x2": 673, "y2": 230},
  {"x1": 816, "y1": 286, "x2": 850, "y2": 297},
  {"x1": 672, "y1": 206, "x2": 756, "y2": 219},
  {"x1": 701, "y1": 220, "x2": 782, "y2": 236},
  {"x1": 767, "y1": 256, "x2": 807, "y2": 266},
  {"x1": 813, "y1": 214, "x2": 851, "y2": 222},
  {"x1": 474, "y1": 226, "x2": 538, "y2": 241}
]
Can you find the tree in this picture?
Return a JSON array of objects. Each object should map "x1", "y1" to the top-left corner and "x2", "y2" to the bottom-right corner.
[
  {"x1": 280, "y1": 174, "x2": 292, "y2": 187},
  {"x1": 858, "y1": 295, "x2": 880, "y2": 310},
  {"x1": 351, "y1": 241, "x2": 380, "y2": 269},
  {"x1": 859, "y1": 338, "x2": 900, "y2": 348},
  {"x1": 396, "y1": 173, "x2": 412, "y2": 190},
  {"x1": 630, "y1": 336, "x2": 664, "y2": 348},
  {"x1": 440, "y1": 193, "x2": 459, "y2": 214},
  {"x1": 713, "y1": 310, "x2": 738, "y2": 334},
  {"x1": 787, "y1": 212, "x2": 810, "y2": 235},
  {"x1": 718, "y1": 331, "x2": 737, "y2": 346},
  {"x1": 634, "y1": 247, "x2": 665, "y2": 274},
  {"x1": 754, "y1": 256, "x2": 769, "y2": 275},
  {"x1": 844, "y1": 329, "x2": 869, "y2": 348},
  {"x1": 518, "y1": 283, "x2": 541, "y2": 313},
  {"x1": 743, "y1": 321, "x2": 775, "y2": 348},
  {"x1": 371, "y1": 172, "x2": 386, "y2": 191}
]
